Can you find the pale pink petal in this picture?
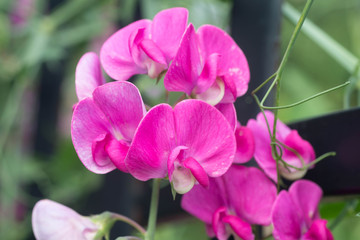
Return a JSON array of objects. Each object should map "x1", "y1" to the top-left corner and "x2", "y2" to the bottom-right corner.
[
  {"x1": 174, "y1": 99, "x2": 236, "y2": 177},
  {"x1": 100, "y1": 20, "x2": 151, "y2": 80},
  {"x1": 224, "y1": 165, "x2": 277, "y2": 225},
  {"x1": 92, "y1": 81, "x2": 146, "y2": 141},
  {"x1": 234, "y1": 126, "x2": 255, "y2": 163},
  {"x1": 32, "y1": 199, "x2": 99, "y2": 240},
  {"x1": 222, "y1": 215, "x2": 254, "y2": 240},
  {"x1": 125, "y1": 104, "x2": 175, "y2": 180},
  {"x1": 289, "y1": 180, "x2": 322, "y2": 228},
  {"x1": 272, "y1": 191, "x2": 302, "y2": 240},
  {"x1": 302, "y1": 219, "x2": 334, "y2": 240},
  {"x1": 71, "y1": 98, "x2": 115, "y2": 174},
  {"x1": 197, "y1": 25, "x2": 250, "y2": 97},
  {"x1": 164, "y1": 24, "x2": 202, "y2": 95},
  {"x1": 181, "y1": 178, "x2": 226, "y2": 224},
  {"x1": 196, "y1": 78, "x2": 225, "y2": 106},
  {"x1": 151, "y1": 7, "x2": 188, "y2": 61},
  {"x1": 167, "y1": 146, "x2": 188, "y2": 182},
  {"x1": 105, "y1": 137, "x2": 130, "y2": 173},
  {"x1": 75, "y1": 52, "x2": 105, "y2": 101},
  {"x1": 171, "y1": 165, "x2": 195, "y2": 194},
  {"x1": 139, "y1": 39, "x2": 168, "y2": 78},
  {"x1": 215, "y1": 103, "x2": 237, "y2": 131},
  {"x1": 247, "y1": 118, "x2": 278, "y2": 182}
]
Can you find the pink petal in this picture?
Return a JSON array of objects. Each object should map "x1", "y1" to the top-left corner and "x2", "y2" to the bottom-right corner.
[
  {"x1": 125, "y1": 104, "x2": 176, "y2": 181},
  {"x1": 272, "y1": 191, "x2": 302, "y2": 240},
  {"x1": 139, "y1": 39, "x2": 168, "y2": 78},
  {"x1": 196, "y1": 78, "x2": 225, "y2": 106},
  {"x1": 71, "y1": 98, "x2": 115, "y2": 174},
  {"x1": 195, "y1": 53, "x2": 220, "y2": 94},
  {"x1": 183, "y1": 157, "x2": 209, "y2": 188},
  {"x1": 32, "y1": 199, "x2": 99, "y2": 240},
  {"x1": 92, "y1": 81, "x2": 146, "y2": 141},
  {"x1": 247, "y1": 118, "x2": 278, "y2": 182},
  {"x1": 289, "y1": 180, "x2": 322, "y2": 228},
  {"x1": 234, "y1": 126, "x2": 255, "y2": 164},
  {"x1": 197, "y1": 25, "x2": 250, "y2": 97},
  {"x1": 222, "y1": 215, "x2": 254, "y2": 240},
  {"x1": 181, "y1": 178, "x2": 226, "y2": 224},
  {"x1": 151, "y1": 7, "x2": 188, "y2": 61},
  {"x1": 164, "y1": 24, "x2": 202, "y2": 95},
  {"x1": 75, "y1": 52, "x2": 105, "y2": 101},
  {"x1": 224, "y1": 165, "x2": 277, "y2": 225},
  {"x1": 100, "y1": 20, "x2": 151, "y2": 81},
  {"x1": 212, "y1": 207, "x2": 230, "y2": 240},
  {"x1": 215, "y1": 103, "x2": 237, "y2": 131},
  {"x1": 303, "y1": 219, "x2": 334, "y2": 240},
  {"x1": 257, "y1": 111, "x2": 291, "y2": 140},
  {"x1": 283, "y1": 130, "x2": 316, "y2": 166},
  {"x1": 105, "y1": 137, "x2": 130, "y2": 173},
  {"x1": 91, "y1": 133, "x2": 112, "y2": 167},
  {"x1": 174, "y1": 99, "x2": 236, "y2": 177}
]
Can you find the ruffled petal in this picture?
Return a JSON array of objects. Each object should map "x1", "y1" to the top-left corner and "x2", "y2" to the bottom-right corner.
[
  {"x1": 92, "y1": 81, "x2": 146, "y2": 141},
  {"x1": 224, "y1": 165, "x2": 277, "y2": 225},
  {"x1": 174, "y1": 99, "x2": 236, "y2": 177},
  {"x1": 75, "y1": 52, "x2": 105, "y2": 101},
  {"x1": 71, "y1": 98, "x2": 115, "y2": 174},
  {"x1": 197, "y1": 25, "x2": 250, "y2": 98},
  {"x1": 100, "y1": 19, "x2": 151, "y2": 80},
  {"x1": 164, "y1": 24, "x2": 202, "y2": 95},
  {"x1": 151, "y1": 7, "x2": 188, "y2": 61},
  {"x1": 105, "y1": 137, "x2": 130, "y2": 173},
  {"x1": 125, "y1": 104, "x2": 175, "y2": 181}
]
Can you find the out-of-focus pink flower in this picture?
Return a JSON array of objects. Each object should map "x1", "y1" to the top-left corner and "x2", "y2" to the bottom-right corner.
[
  {"x1": 234, "y1": 122, "x2": 255, "y2": 164},
  {"x1": 247, "y1": 111, "x2": 315, "y2": 182},
  {"x1": 71, "y1": 81, "x2": 146, "y2": 174},
  {"x1": 32, "y1": 199, "x2": 101, "y2": 240},
  {"x1": 272, "y1": 180, "x2": 333, "y2": 240},
  {"x1": 100, "y1": 8, "x2": 188, "y2": 81},
  {"x1": 164, "y1": 24, "x2": 250, "y2": 105},
  {"x1": 125, "y1": 99, "x2": 236, "y2": 194},
  {"x1": 75, "y1": 52, "x2": 106, "y2": 102},
  {"x1": 182, "y1": 165, "x2": 277, "y2": 240},
  {"x1": 10, "y1": 0, "x2": 35, "y2": 27}
]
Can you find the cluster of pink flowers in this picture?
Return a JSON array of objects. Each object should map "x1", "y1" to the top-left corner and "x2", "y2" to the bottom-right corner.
[{"x1": 32, "y1": 8, "x2": 333, "y2": 240}]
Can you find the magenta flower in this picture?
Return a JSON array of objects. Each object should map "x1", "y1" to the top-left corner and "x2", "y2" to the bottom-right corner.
[
  {"x1": 247, "y1": 111, "x2": 315, "y2": 182},
  {"x1": 75, "y1": 52, "x2": 106, "y2": 102},
  {"x1": 234, "y1": 122, "x2": 255, "y2": 164},
  {"x1": 125, "y1": 99, "x2": 236, "y2": 194},
  {"x1": 164, "y1": 23, "x2": 250, "y2": 105},
  {"x1": 181, "y1": 165, "x2": 277, "y2": 240},
  {"x1": 32, "y1": 199, "x2": 101, "y2": 240},
  {"x1": 100, "y1": 8, "x2": 188, "y2": 81},
  {"x1": 71, "y1": 81, "x2": 146, "y2": 174},
  {"x1": 272, "y1": 180, "x2": 333, "y2": 240}
]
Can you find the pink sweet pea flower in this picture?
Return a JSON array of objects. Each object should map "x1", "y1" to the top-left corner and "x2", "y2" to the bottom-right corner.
[
  {"x1": 71, "y1": 81, "x2": 146, "y2": 174},
  {"x1": 247, "y1": 111, "x2": 315, "y2": 182},
  {"x1": 75, "y1": 52, "x2": 106, "y2": 102},
  {"x1": 234, "y1": 122, "x2": 255, "y2": 164},
  {"x1": 272, "y1": 180, "x2": 334, "y2": 240},
  {"x1": 181, "y1": 165, "x2": 277, "y2": 240},
  {"x1": 164, "y1": 23, "x2": 250, "y2": 105},
  {"x1": 100, "y1": 8, "x2": 188, "y2": 81},
  {"x1": 125, "y1": 99, "x2": 236, "y2": 194},
  {"x1": 32, "y1": 199, "x2": 101, "y2": 240}
]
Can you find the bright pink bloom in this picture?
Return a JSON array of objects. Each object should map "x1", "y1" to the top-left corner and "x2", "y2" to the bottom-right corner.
[
  {"x1": 32, "y1": 199, "x2": 101, "y2": 240},
  {"x1": 164, "y1": 24, "x2": 250, "y2": 105},
  {"x1": 247, "y1": 111, "x2": 315, "y2": 182},
  {"x1": 272, "y1": 180, "x2": 333, "y2": 240},
  {"x1": 100, "y1": 8, "x2": 188, "y2": 81},
  {"x1": 234, "y1": 122, "x2": 255, "y2": 164},
  {"x1": 71, "y1": 81, "x2": 146, "y2": 174},
  {"x1": 75, "y1": 52, "x2": 106, "y2": 101},
  {"x1": 181, "y1": 165, "x2": 277, "y2": 240},
  {"x1": 125, "y1": 99, "x2": 236, "y2": 194}
]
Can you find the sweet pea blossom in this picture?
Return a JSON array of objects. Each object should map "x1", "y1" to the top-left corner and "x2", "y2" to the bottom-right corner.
[
  {"x1": 247, "y1": 111, "x2": 315, "y2": 182},
  {"x1": 164, "y1": 23, "x2": 250, "y2": 105},
  {"x1": 32, "y1": 199, "x2": 101, "y2": 240},
  {"x1": 125, "y1": 99, "x2": 236, "y2": 194},
  {"x1": 272, "y1": 180, "x2": 334, "y2": 240},
  {"x1": 181, "y1": 165, "x2": 277, "y2": 240},
  {"x1": 71, "y1": 81, "x2": 146, "y2": 174},
  {"x1": 100, "y1": 8, "x2": 188, "y2": 81}
]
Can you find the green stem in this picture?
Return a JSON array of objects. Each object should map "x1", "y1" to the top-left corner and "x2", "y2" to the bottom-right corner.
[
  {"x1": 329, "y1": 199, "x2": 359, "y2": 230},
  {"x1": 145, "y1": 179, "x2": 161, "y2": 240},
  {"x1": 110, "y1": 212, "x2": 146, "y2": 235}
]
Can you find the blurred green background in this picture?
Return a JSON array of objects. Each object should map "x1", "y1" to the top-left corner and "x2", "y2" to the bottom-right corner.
[{"x1": 0, "y1": 0, "x2": 359, "y2": 239}]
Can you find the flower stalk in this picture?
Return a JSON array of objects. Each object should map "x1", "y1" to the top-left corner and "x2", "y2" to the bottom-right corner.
[{"x1": 145, "y1": 178, "x2": 161, "y2": 240}]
